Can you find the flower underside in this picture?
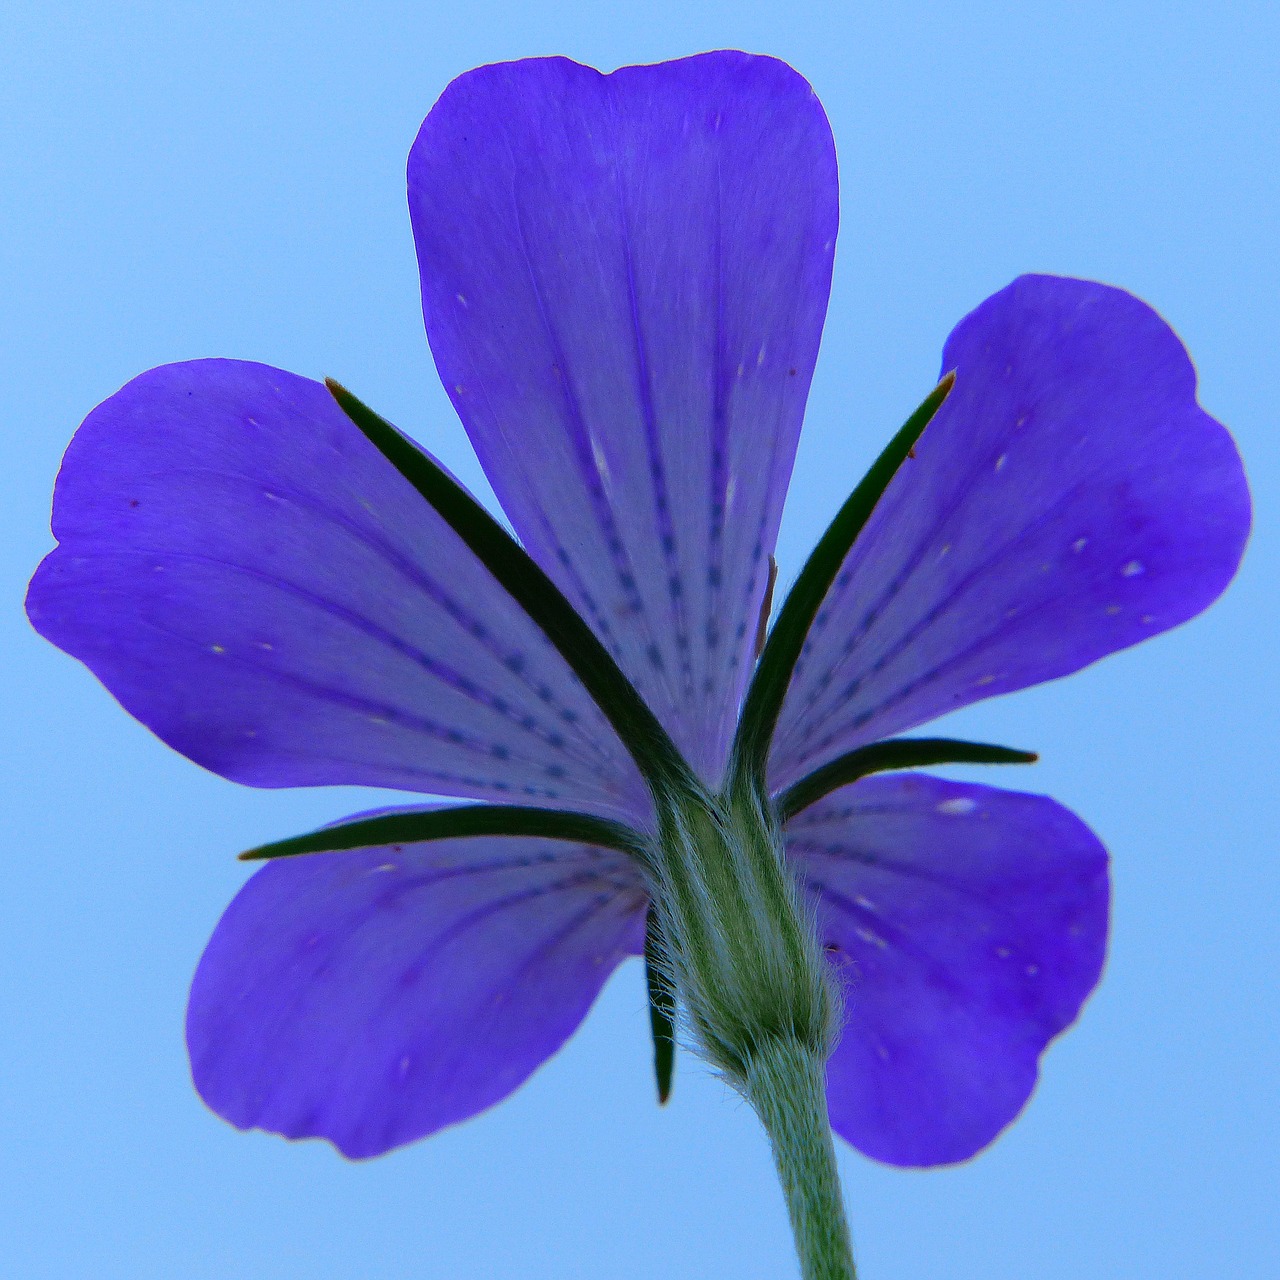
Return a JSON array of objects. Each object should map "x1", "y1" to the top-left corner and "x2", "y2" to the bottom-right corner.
[{"x1": 26, "y1": 52, "x2": 1249, "y2": 1178}]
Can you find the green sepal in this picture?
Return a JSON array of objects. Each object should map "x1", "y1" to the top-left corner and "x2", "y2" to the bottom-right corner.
[
  {"x1": 325, "y1": 380, "x2": 692, "y2": 795},
  {"x1": 644, "y1": 905, "x2": 676, "y2": 1105},
  {"x1": 731, "y1": 374, "x2": 956, "y2": 790},
  {"x1": 777, "y1": 737, "x2": 1038, "y2": 822},
  {"x1": 240, "y1": 804, "x2": 643, "y2": 862}
]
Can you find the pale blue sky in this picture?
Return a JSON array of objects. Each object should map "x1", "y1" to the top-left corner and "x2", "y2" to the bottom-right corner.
[{"x1": 2, "y1": 2, "x2": 1276, "y2": 1277}]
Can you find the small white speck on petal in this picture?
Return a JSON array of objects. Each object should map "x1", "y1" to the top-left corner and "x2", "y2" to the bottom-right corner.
[
  {"x1": 854, "y1": 927, "x2": 889, "y2": 950},
  {"x1": 210, "y1": 644, "x2": 226, "y2": 654},
  {"x1": 756, "y1": 344, "x2": 767, "y2": 367},
  {"x1": 1106, "y1": 605, "x2": 1122, "y2": 615},
  {"x1": 995, "y1": 453, "x2": 1007, "y2": 472},
  {"x1": 975, "y1": 674, "x2": 996, "y2": 686},
  {"x1": 374, "y1": 863, "x2": 398, "y2": 873},
  {"x1": 996, "y1": 947, "x2": 1012, "y2": 959},
  {"x1": 937, "y1": 797, "x2": 977, "y2": 815},
  {"x1": 1141, "y1": 614, "x2": 1155, "y2": 624},
  {"x1": 1073, "y1": 537, "x2": 1088, "y2": 553},
  {"x1": 1025, "y1": 964, "x2": 1040, "y2": 977},
  {"x1": 1122, "y1": 560, "x2": 1145, "y2": 577},
  {"x1": 938, "y1": 543, "x2": 951, "y2": 559},
  {"x1": 591, "y1": 439, "x2": 610, "y2": 484},
  {"x1": 398, "y1": 1055, "x2": 412, "y2": 1078},
  {"x1": 854, "y1": 894, "x2": 877, "y2": 911},
  {"x1": 456, "y1": 293, "x2": 468, "y2": 307},
  {"x1": 736, "y1": 361, "x2": 745, "y2": 378},
  {"x1": 256, "y1": 641, "x2": 273, "y2": 651}
]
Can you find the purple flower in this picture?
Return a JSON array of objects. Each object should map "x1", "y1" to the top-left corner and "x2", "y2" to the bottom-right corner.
[{"x1": 26, "y1": 51, "x2": 1249, "y2": 1175}]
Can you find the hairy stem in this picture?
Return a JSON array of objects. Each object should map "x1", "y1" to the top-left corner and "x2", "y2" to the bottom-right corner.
[{"x1": 744, "y1": 1038, "x2": 857, "y2": 1280}]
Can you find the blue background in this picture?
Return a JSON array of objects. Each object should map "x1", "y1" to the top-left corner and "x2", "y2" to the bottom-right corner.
[{"x1": 3, "y1": 2, "x2": 1276, "y2": 1277}]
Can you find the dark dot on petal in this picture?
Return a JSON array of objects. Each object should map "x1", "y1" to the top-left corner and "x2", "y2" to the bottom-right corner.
[
  {"x1": 708, "y1": 566, "x2": 722, "y2": 589},
  {"x1": 537, "y1": 683, "x2": 553, "y2": 703},
  {"x1": 789, "y1": 368, "x2": 797, "y2": 376},
  {"x1": 491, "y1": 744, "x2": 510, "y2": 760},
  {"x1": 128, "y1": 499, "x2": 140, "y2": 508},
  {"x1": 560, "y1": 709, "x2": 578, "y2": 724},
  {"x1": 547, "y1": 733, "x2": 565, "y2": 750},
  {"x1": 668, "y1": 575, "x2": 683, "y2": 600},
  {"x1": 546, "y1": 764, "x2": 567, "y2": 780},
  {"x1": 646, "y1": 643, "x2": 663, "y2": 670},
  {"x1": 505, "y1": 653, "x2": 526, "y2": 675}
]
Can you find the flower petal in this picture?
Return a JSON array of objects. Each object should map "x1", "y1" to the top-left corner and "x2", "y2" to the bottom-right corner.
[
  {"x1": 187, "y1": 825, "x2": 648, "y2": 1157},
  {"x1": 409, "y1": 53, "x2": 838, "y2": 782},
  {"x1": 771, "y1": 276, "x2": 1251, "y2": 785},
  {"x1": 26, "y1": 360, "x2": 646, "y2": 818},
  {"x1": 786, "y1": 773, "x2": 1108, "y2": 1167}
]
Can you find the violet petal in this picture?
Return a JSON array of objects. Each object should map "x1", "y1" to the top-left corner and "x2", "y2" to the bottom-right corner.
[
  {"x1": 26, "y1": 360, "x2": 646, "y2": 819},
  {"x1": 771, "y1": 275, "x2": 1251, "y2": 787},
  {"x1": 409, "y1": 52, "x2": 838, "y2": 782},
  {"x1": 187, "y1": 827, "x2": 648, "y2": 1157},
  {"x1": 787, "y1": 772, "x2": 1109, "y2": 1167}
]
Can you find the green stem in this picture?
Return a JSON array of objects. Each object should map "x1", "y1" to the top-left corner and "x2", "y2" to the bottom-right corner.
[{"x1": 743, "y1": 1038, "x2": 857, "y2": 1280}]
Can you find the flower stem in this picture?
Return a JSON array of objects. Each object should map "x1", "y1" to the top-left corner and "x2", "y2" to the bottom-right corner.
[{"x1": 743, "y1": 1037, "x2": 857, "y2": 1280}]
